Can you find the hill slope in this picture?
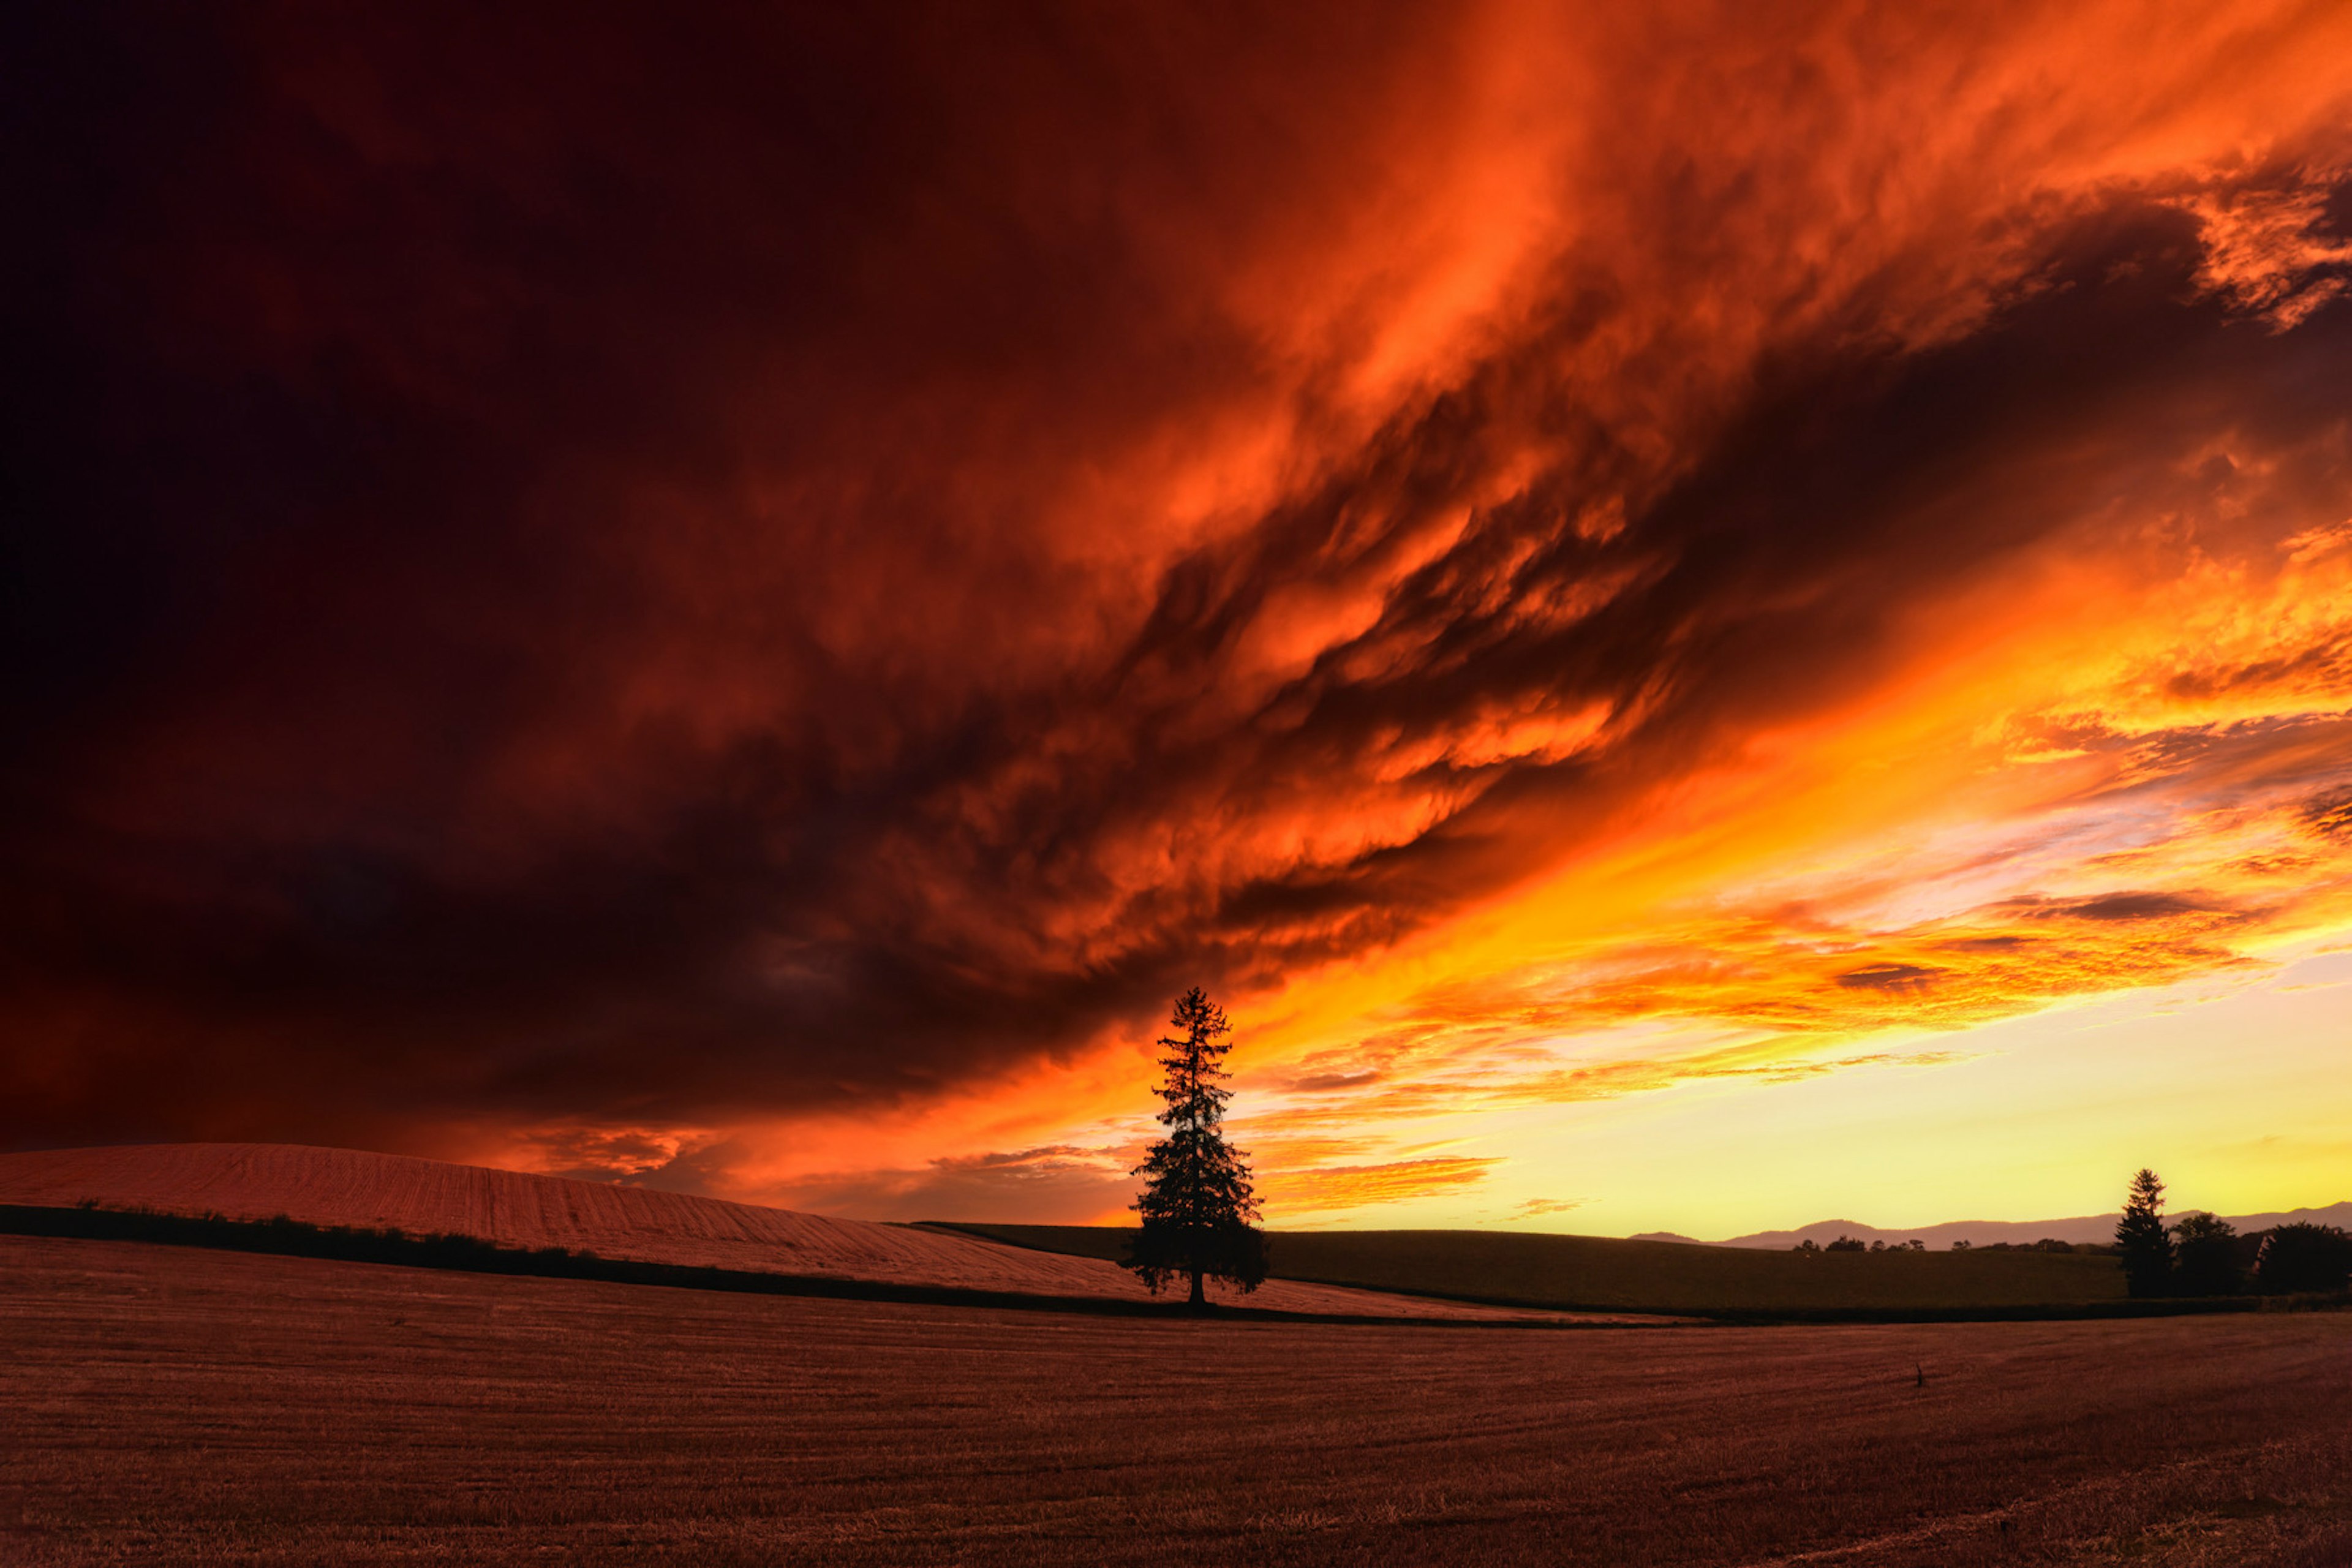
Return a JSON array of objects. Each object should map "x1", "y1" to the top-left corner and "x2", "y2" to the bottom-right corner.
[
  {"x1": 0, "y1": 1144, "x2": 1569, "y2": 1321},
  {"x1": 1711, "y1": 1202, "x2": 2352, "y2": 1250},
  {"x1": 940, "y1": 1223, "x2": 2130, "y2": 1316}
]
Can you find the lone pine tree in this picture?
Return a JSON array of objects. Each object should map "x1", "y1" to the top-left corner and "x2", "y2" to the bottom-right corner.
[
  {"x1": 1125, "y1": 987, "x2": 1267, "y2": 1308},
  {"x1": 2116, "y1": 1167, "x2": 2173, "y2": 1298}
]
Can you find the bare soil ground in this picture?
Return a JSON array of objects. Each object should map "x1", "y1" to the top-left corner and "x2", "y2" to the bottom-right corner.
[
  {"x1": 0, "y1": 1144, "x2": 1583, "y2": 1321},
  {"x1": 6, "y1": 1237, "x2": 2349, "y2": 1567}
]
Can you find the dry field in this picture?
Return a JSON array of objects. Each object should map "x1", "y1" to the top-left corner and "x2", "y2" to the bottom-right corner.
[
  {"x1": 0, "y1": 1144, "x2": 1564, "y2": 1321},
  {"x1": 6, "y1": 1236, "x2": 2350, "y2": 1567}
]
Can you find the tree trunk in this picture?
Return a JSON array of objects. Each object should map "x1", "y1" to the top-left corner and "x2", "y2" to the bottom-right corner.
[{"x1": 1188, "y1": 1268, "x2": 1204, "y2": 1309}]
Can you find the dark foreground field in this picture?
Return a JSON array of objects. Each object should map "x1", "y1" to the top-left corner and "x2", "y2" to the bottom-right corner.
[{"x1": 5, "y1": 1237, "x2": 2349, "y2": 1567}]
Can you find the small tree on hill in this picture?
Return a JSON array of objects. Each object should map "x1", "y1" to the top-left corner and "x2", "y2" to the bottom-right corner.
[
  {"x1": 2116, "y1": 1168, "x2": 2172, "y2": 1298},
  {"x1": 1125, "y1": 987, "x2": 1267, "y2": 1308}
]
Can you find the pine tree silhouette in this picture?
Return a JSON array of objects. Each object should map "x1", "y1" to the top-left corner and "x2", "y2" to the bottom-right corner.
[
  {"x1": 2116, "y1": 1167, "x2": 2173, "y2": 1298},
  {"x1": 1125, "y1": 987, "x2": 1267, "y2": 1308}
]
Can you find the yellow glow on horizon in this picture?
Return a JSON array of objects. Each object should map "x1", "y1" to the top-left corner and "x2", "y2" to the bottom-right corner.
[{"x1": 555, "y1": 508, "x2": 2350, "y2": 1232}]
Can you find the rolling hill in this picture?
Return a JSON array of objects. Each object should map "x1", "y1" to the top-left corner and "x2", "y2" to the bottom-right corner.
[
  {"x1": 0, "y1": 1144, "x2": 1575, "y2": 1321},
  {"x1": 937, "y1": 1223, "x2": 2134, "y2": 1317}
]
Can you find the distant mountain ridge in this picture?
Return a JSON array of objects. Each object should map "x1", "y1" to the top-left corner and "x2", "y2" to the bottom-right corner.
[{"x1": 1632, "y1": 1201, "x2": 2352, "y2": 1250}]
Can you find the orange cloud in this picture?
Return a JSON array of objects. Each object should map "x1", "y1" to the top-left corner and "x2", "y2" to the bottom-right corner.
[
  {"x1": 7, "y1": 4, "x2": 2352, "y2": 1233},
  {"x1": 1255, "y1": 1156, "x2": 1504, "y2": 1217}
]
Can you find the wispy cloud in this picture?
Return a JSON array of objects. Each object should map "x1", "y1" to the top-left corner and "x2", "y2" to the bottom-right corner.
[{"x1": 1257, "y1": 1156, "x2": 1504, "y2": 1216}]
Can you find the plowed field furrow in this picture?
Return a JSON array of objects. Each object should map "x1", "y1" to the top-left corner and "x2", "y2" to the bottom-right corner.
[{"x1": 4, "y1": 1238, "x2": 2350, "y2": 1567}]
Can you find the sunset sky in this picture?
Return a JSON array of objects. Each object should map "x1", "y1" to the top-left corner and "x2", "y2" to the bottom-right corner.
[{"x1": 7, "y1": 2, "x2": 2351, "y2": 1238}]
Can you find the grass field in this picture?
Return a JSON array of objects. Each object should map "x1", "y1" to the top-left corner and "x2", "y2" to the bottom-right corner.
[
  {"x1": 6, "y1": 1236, "x2": 2351, "y2": 1567},
  {"x1": 938, "y1": 1223, "x2": 2133, "y2": 1316}
]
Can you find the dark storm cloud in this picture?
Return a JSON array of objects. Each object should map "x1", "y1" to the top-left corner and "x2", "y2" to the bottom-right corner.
[
  {"x1": 1, "y1": 1, "x2": 1479, "y2": 1145},
  {"x1": 4, "y1": 3, "x2": 2351, "y2": 1154}
]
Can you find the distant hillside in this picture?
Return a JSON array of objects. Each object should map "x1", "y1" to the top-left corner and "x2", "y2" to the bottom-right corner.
[
  {"x1": 935, "y1": 1223, "x2": 2130, "y2": 1317},
  {"x1": 1712, "y1": 1202, "x2": 2352, "y2": 1251},
  {"x1": 0, "y1": 1144, "x2": 1555, "y2": 1321}
]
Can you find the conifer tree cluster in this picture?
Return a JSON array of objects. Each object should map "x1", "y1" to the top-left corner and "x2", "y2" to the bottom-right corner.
[
  {"x1": 1125, "y1": 987, "x2": 1267, "y2": 1308},
  {"x1": 2115, "y1": 1167, "x2": 2352, "y2": 1297}
]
